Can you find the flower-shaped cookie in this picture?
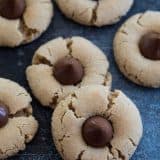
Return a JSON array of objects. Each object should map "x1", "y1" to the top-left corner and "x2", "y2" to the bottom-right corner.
[
  {"x1": 0, "y1": 0, "x2": 53, "y2": 47},
  {"x1": 56, "y1": 0, "x2": 133, "y2": 26},
  {"x1": 0, "y1": 78, "x2": 38, "y2": 159},
  {"x1": 52, "y1": 85, "x2": 143, "y2": 160},
  {"x1": 114, "y1": 11, "x2": 160, "y2": 87},
  {"x1": 26, "y1": 37, "x2": 111, "y2": 108}
]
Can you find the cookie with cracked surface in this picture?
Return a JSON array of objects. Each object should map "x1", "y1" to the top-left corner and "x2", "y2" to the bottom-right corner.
[
  {"x1": 114, "y1": 11, "x2": 160, "y2": 88},
  {"x1": 26, "y1": 37, "x2": 112, "y2": 108},
  {"x1": 55, "y1": 0, "x2": 133, "y2": 27},
  {"x1": 0, "y1": 78, "x2": 38, "y2": 159},
  {"x1": 0, "y1": 0, "x2": 53, "y2": 47},
  {"x1": 52, "y1": 85, "x2": 143, "y2": 160}
]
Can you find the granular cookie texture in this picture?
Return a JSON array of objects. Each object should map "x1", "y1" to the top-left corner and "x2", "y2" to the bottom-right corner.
[
  {"x1": 114, "y1": 11, "x2": 160, "y2": 88},
  {"x1": 26, "y1": 37, "x2": 112, "y2": 108},
  {"x1": 52, "y1": 85, "x2": 143, "y2": 160},
  {"x1": 0, "y1": 0, "x2": 53, "y2": 47},
  {"x1": 0, "y1": 78, "x2": 38, "y2": 159},
  {"x1": 56, "y1": 0, "x2": 133, "y2": 26}
]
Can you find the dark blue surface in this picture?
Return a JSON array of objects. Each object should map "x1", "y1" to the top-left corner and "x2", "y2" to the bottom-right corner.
[{"x1": 1, "y1": 0, "x2": 159, "y2": 159}]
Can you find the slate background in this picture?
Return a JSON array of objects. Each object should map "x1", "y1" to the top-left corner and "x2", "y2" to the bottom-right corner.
[{"x1": 0, "y1": 0, "x2": 159, "y2": 159}]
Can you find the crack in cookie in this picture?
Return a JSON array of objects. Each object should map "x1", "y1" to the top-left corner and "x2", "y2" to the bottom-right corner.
[
  {"x1": 19, "y1": 19, "x2": 39, "y2": 44},
  {"x1": 91, "y1": 1, "x2": 99, "y2": 24},
  {"x1": 76, "y1": 150, "x2": 85, "y2": 160},
  {"x1": 128, "y1": 138, "x2": 137, "y2": 147}
]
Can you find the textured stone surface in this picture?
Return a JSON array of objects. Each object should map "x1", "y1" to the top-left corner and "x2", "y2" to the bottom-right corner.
[{"x1": 0, "y1": 0, "x2": 159, "y2": 159}]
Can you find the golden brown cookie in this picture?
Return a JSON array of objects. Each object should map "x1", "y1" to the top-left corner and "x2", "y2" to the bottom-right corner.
[
  {"x1": 0, "y1": 0, "x2": 53, "y2": 47},
  {"x1": 0, "y1": 78, "x2": 38, "y2": 159},
  {"x1": 114, "y1": 11, "x2": 160, "y2": 88},
  {"x1": 56, "y1": 0, "x2": 133, "y2": 26},
  {"x1": 52, "y1": 85, "x2": 143, "y2": 160},
  {"x1": 26, "y1": 37, "x2": 112, "y2": 108}
]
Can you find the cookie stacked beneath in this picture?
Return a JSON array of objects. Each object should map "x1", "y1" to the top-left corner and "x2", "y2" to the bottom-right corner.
[
  {"x1": 26, "y1": 37, "x2": 143, "y2": 160},
  {"x1": 52, "y1": 86, "x2": 143, "y2": 160}
]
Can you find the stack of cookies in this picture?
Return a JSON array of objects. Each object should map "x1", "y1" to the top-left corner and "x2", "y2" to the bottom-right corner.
[
  {"x1": 25, "y1": 37, "x2": 142, "y2": 160},
  {"x1": 1, "y1": 0, "x2": 160, "y2": 159}
]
